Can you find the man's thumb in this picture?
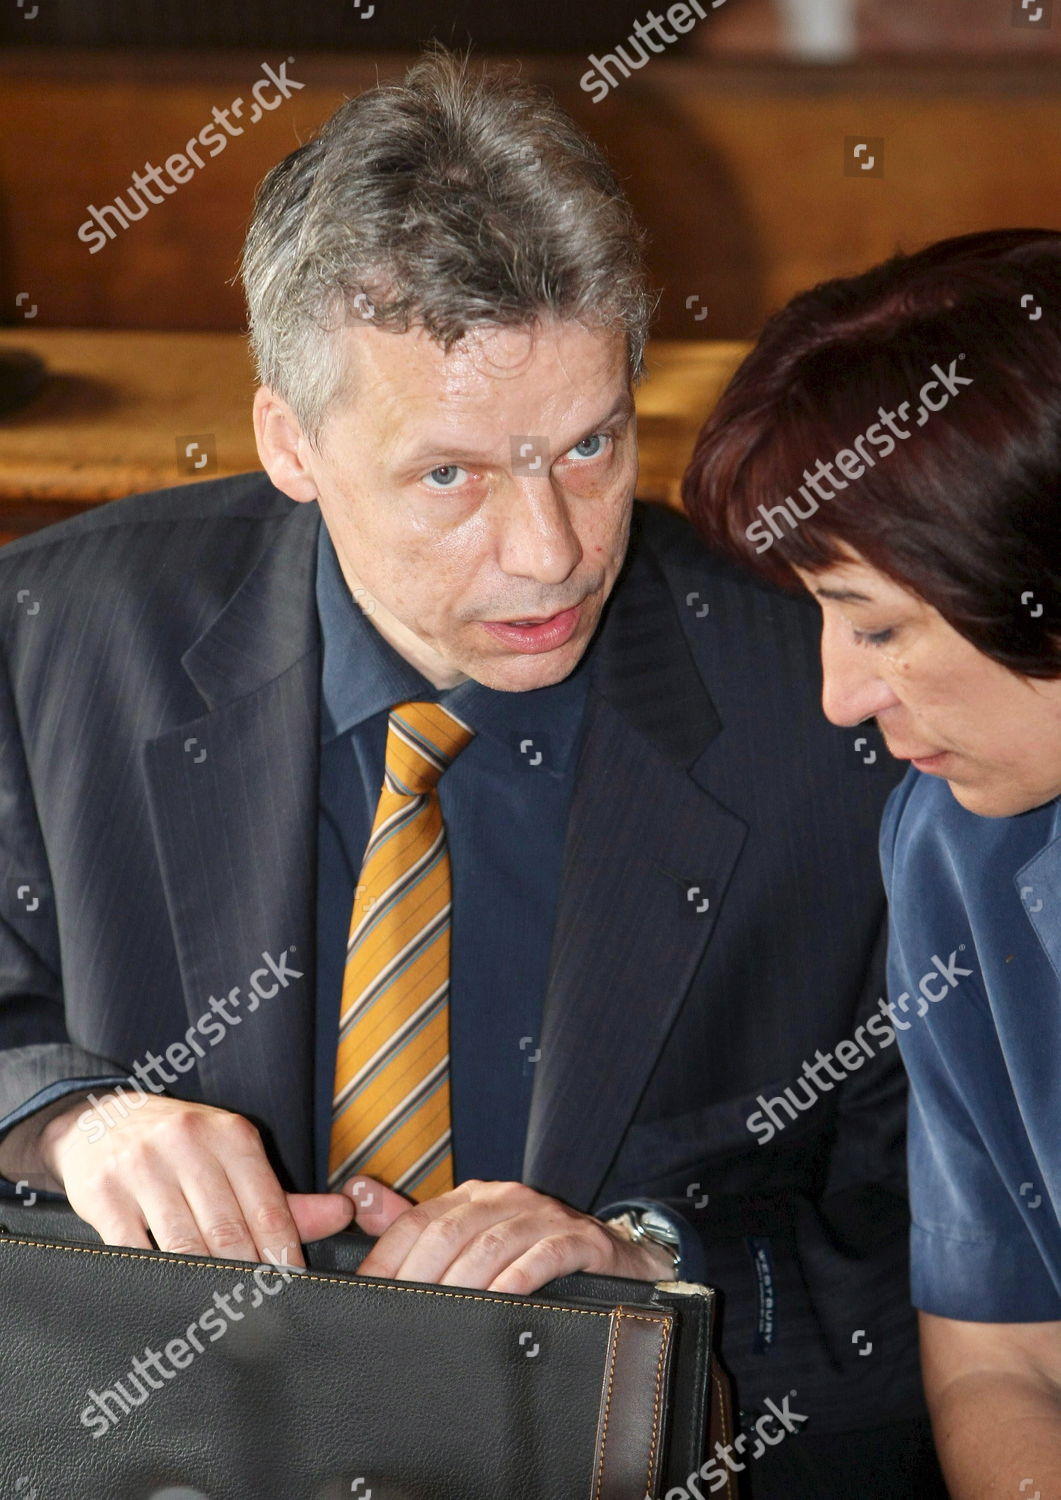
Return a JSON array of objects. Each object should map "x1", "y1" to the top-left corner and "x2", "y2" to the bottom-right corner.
[
  {"x1": 340, "y1": 1175, "x2": 409, "y2": 1234},
  {"x1": 286, "y1": 1190, "x2": 355, "y2": 1244}
]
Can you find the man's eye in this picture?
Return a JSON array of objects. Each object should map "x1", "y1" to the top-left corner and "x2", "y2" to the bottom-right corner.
[
  {"x1": 853, "y1": 628, "x2": 895, "y2": 647},
  {"x1": 423, "y1": 465, "x2": 468, "y2": 490},
  {"x1": 566, "y1": 433, "x2": 610, "y2": 462}
]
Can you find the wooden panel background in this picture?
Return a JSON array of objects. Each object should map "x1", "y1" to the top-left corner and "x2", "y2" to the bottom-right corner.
[
  {"x1": 2, "y1": 0, "x2": 1059, "y2": 55},
  {"x1": 1, "y1": 54, "x2": 1059, "y2": 342}
]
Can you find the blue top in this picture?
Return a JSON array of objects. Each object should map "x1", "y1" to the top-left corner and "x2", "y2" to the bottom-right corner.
[
  {"x1": 879, "y1": 767, "x2": 1061, "y2": 1321},
  {"x1": 313, "y1": 517, "x2": 594, "y2": 1191}
]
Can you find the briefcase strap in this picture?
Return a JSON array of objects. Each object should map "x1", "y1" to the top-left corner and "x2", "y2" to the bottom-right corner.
[{"x1": 590, "y1": 1303, "x2": 673, "y2": 1499}]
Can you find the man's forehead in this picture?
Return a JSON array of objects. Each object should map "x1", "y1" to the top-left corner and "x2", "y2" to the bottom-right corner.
[
  {"x1": 332, "y1": 317, "x2": 632, "y2": 454},
  {"x1": 340, "y1": 316, "x2": 627, "y2": 388}
]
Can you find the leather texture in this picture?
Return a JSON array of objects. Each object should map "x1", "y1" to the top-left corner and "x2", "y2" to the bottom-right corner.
[
  {"x1": 0, "y1": 1201, "x2": 732, "y2": 1499},
  {"x1": 591, "y1": 1304, "x2": 672, "y2": 1499}
]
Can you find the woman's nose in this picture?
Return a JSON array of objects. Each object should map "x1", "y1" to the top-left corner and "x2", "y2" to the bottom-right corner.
[{"x1": 819, "y1": 618, "x2": 900, "y2": 728}]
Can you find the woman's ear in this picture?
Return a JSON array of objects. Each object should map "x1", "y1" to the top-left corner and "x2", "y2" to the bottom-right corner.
[{"x1": 252, "y1": 387, "x2": 319, "y2": 502}]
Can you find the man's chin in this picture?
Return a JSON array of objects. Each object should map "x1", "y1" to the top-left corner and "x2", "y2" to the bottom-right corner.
[
  {"x1": 455, "y1": 630, "x2": 593, "y2": 693},
  {"x1": 463, "y1": 658, "x2": 583, "y2": 694},
  {"x1": 447, "y1": 603, "x2": 606, "y2": 690}
]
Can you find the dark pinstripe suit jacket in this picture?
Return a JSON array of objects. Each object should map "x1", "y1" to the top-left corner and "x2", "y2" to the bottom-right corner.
[{"x1": 0, "y1": 474, "x2": 923, "y2": 1429}]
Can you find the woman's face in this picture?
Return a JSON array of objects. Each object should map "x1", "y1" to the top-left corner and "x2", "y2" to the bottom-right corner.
[{"x1": 792, "y1": 551, "x2": 1061, "y2": 818}]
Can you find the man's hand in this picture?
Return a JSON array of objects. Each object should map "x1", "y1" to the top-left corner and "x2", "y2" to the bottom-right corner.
[
  {"x1": 14, "y1": 1091, "x2": 354, "y2": 1268},
  {"x1": 342, "y1": 1176, "x2": 675, "y2": 1291}
]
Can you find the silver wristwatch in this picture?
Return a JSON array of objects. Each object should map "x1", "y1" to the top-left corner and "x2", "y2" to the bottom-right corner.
[{"x1": 605, "y1": 1207, "x2": 681, "y2": 1277}]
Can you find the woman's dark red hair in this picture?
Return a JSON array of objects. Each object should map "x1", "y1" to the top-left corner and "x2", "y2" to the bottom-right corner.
[{"x1": 681, "y1": 228, "x2": 1061, "y2": 678}]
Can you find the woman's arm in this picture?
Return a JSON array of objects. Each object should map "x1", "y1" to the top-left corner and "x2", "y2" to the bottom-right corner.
[{"x1": 921, "y1": 1310, "x2": 1061, "y2": 1499}]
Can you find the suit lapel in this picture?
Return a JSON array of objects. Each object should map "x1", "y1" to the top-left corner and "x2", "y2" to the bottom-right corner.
[
  {"x1": 522, "y1": 520, "x2": 748, "y2": 1209},
  {"x1": 142, "y1": 499, "x2": 322, "y2": 1191}
]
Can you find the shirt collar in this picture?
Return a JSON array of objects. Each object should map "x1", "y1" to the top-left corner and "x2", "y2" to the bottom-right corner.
[
  {"x1": 1014, "y1": 795, "x2": 1061, "y2": 983},
  {"x1": 316, "y1": 517, "x2": 593, "y2": 770}
]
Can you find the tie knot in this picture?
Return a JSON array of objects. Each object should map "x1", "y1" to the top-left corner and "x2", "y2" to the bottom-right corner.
[{"x1": 384, "y1": 701, "x2": 476, "y2": 796}]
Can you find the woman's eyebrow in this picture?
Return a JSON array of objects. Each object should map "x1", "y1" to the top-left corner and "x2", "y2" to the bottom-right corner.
[{"x1": 814, "y1": 586, "x2": 874, "y2": 603}]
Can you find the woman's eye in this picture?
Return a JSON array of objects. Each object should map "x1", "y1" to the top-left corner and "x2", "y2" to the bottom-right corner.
[
  {"x1": 853, "y1": 628, "x2": 895, "y2": 648},
  {"x1": 566, "y1": 433, "x2": 610, "y2": 462},
  {"x1": 423, "y1": 464, "x2": 468, "y2": 491}
]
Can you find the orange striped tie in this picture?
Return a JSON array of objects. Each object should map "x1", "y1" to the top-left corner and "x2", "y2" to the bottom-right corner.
[{"x1": 328, "y1": 701, "x2": 476, "y2": 1201}]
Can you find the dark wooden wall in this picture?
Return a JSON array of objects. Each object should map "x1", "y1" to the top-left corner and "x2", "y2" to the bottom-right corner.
[{"x1": 0, "y1": 0, "x2": 664, "y2": 51}]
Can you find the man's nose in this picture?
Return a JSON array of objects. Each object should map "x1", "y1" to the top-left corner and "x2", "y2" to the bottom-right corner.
[
  {"x1": 819, "y1": 616, "x2": 900, "y2": 728},
  {"x1": 497, "y1": 479, "x2": 583, "y2": 585}
]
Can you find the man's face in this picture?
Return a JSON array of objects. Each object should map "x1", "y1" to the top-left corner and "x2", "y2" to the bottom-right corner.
[
  {"x1": 793, "y1": 553, "x2": 1061, "y2": 818},
  {"x1": 299, "y1": 318, "x2": 638, "y2": 691}
]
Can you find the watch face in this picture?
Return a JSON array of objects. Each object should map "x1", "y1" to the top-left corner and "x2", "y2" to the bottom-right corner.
[{"x1": 640, "y1": 1209, "x2": 680, "y2": 1248}]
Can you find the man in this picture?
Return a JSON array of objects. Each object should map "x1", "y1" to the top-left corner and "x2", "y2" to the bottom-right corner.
[{"x1": 0, "y1": 49, "x2": 942, "y2": 1496}]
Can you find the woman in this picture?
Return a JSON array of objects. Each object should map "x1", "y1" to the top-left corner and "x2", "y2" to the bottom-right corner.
[{"x1": 682, "y1": 227, "x2": 1061, "y2": 1499}]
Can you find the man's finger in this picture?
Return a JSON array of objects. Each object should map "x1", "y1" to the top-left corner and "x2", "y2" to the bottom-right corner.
[
  {"x1": 134, "y1": 1175, "x2": 212, "y2": 1257},
  {"x1": 353, "y1": 1186, "x2": 479, "y2": 1278},
  {"x1": 178, "y1": 1160, "x2": 266, "y2": 1264},
  {"x1": 224, "y1": 1148, "x2": 309, "y2": 1269},
  {"x1": 287, "y1": 1191, "x2": 356, "y2": 1247},
  {"x1": 356, "y1": 1186, "x2": 509, "y2": 1281},
  {"x1": 484, "y1": 1231, "x2": 590, "y2": 1296},
  {"x1": 341, "y1": 1175, "x2": 409, "y2": 1235},
  {"x1": 430, "y1": 1211, "x2": 562, "y2": 1290},
  {"x1": 74, "y1": 1184, "x2": 153, "y2": 1252}
]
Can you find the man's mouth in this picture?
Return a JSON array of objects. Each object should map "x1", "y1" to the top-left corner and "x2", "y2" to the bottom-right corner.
[{"x1": 479, "y1": 602, "x2": 584, "y2": 654}]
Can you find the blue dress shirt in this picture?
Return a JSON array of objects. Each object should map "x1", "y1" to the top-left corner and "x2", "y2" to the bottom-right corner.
[
  {"x1": 314, "y1": 515, "x2": 595, "y2": 1193},
  {"x1": 880, "y1": 768, "x2": 1061, "y2": 1320}
]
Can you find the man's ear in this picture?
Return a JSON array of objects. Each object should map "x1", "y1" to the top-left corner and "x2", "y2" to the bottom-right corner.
[{"x1": 252, "y1": 387, "x2": 320, "y2": 503}]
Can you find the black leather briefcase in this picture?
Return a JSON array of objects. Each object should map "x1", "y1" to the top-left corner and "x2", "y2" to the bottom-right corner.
[{"x1": 0, "y1": 1200, "x2": 734, "y2": 1500}]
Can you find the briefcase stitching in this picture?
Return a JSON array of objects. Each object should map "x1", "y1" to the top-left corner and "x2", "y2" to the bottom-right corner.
[
  {"x1": 643, "y1": 1311, "x2": 670, "y2": 1498},
  {"x1": 711, "y1": 1366, "x2": 730, "y2": 1447},
  {"x1": 710, "y1": 1365, "x2": 737, "y2": 1500},
  {"x1": 0, "y1": 1235, "x2": 681, "y2": 1326},
  {"x1": 591, "y1": 1305, "x2": 672, "y2": 1500}
]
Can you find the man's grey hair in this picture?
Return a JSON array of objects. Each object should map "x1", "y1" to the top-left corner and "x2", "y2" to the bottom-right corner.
[{"x1": 241, "y1": 47, "x2": 654, "y2": 447}]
